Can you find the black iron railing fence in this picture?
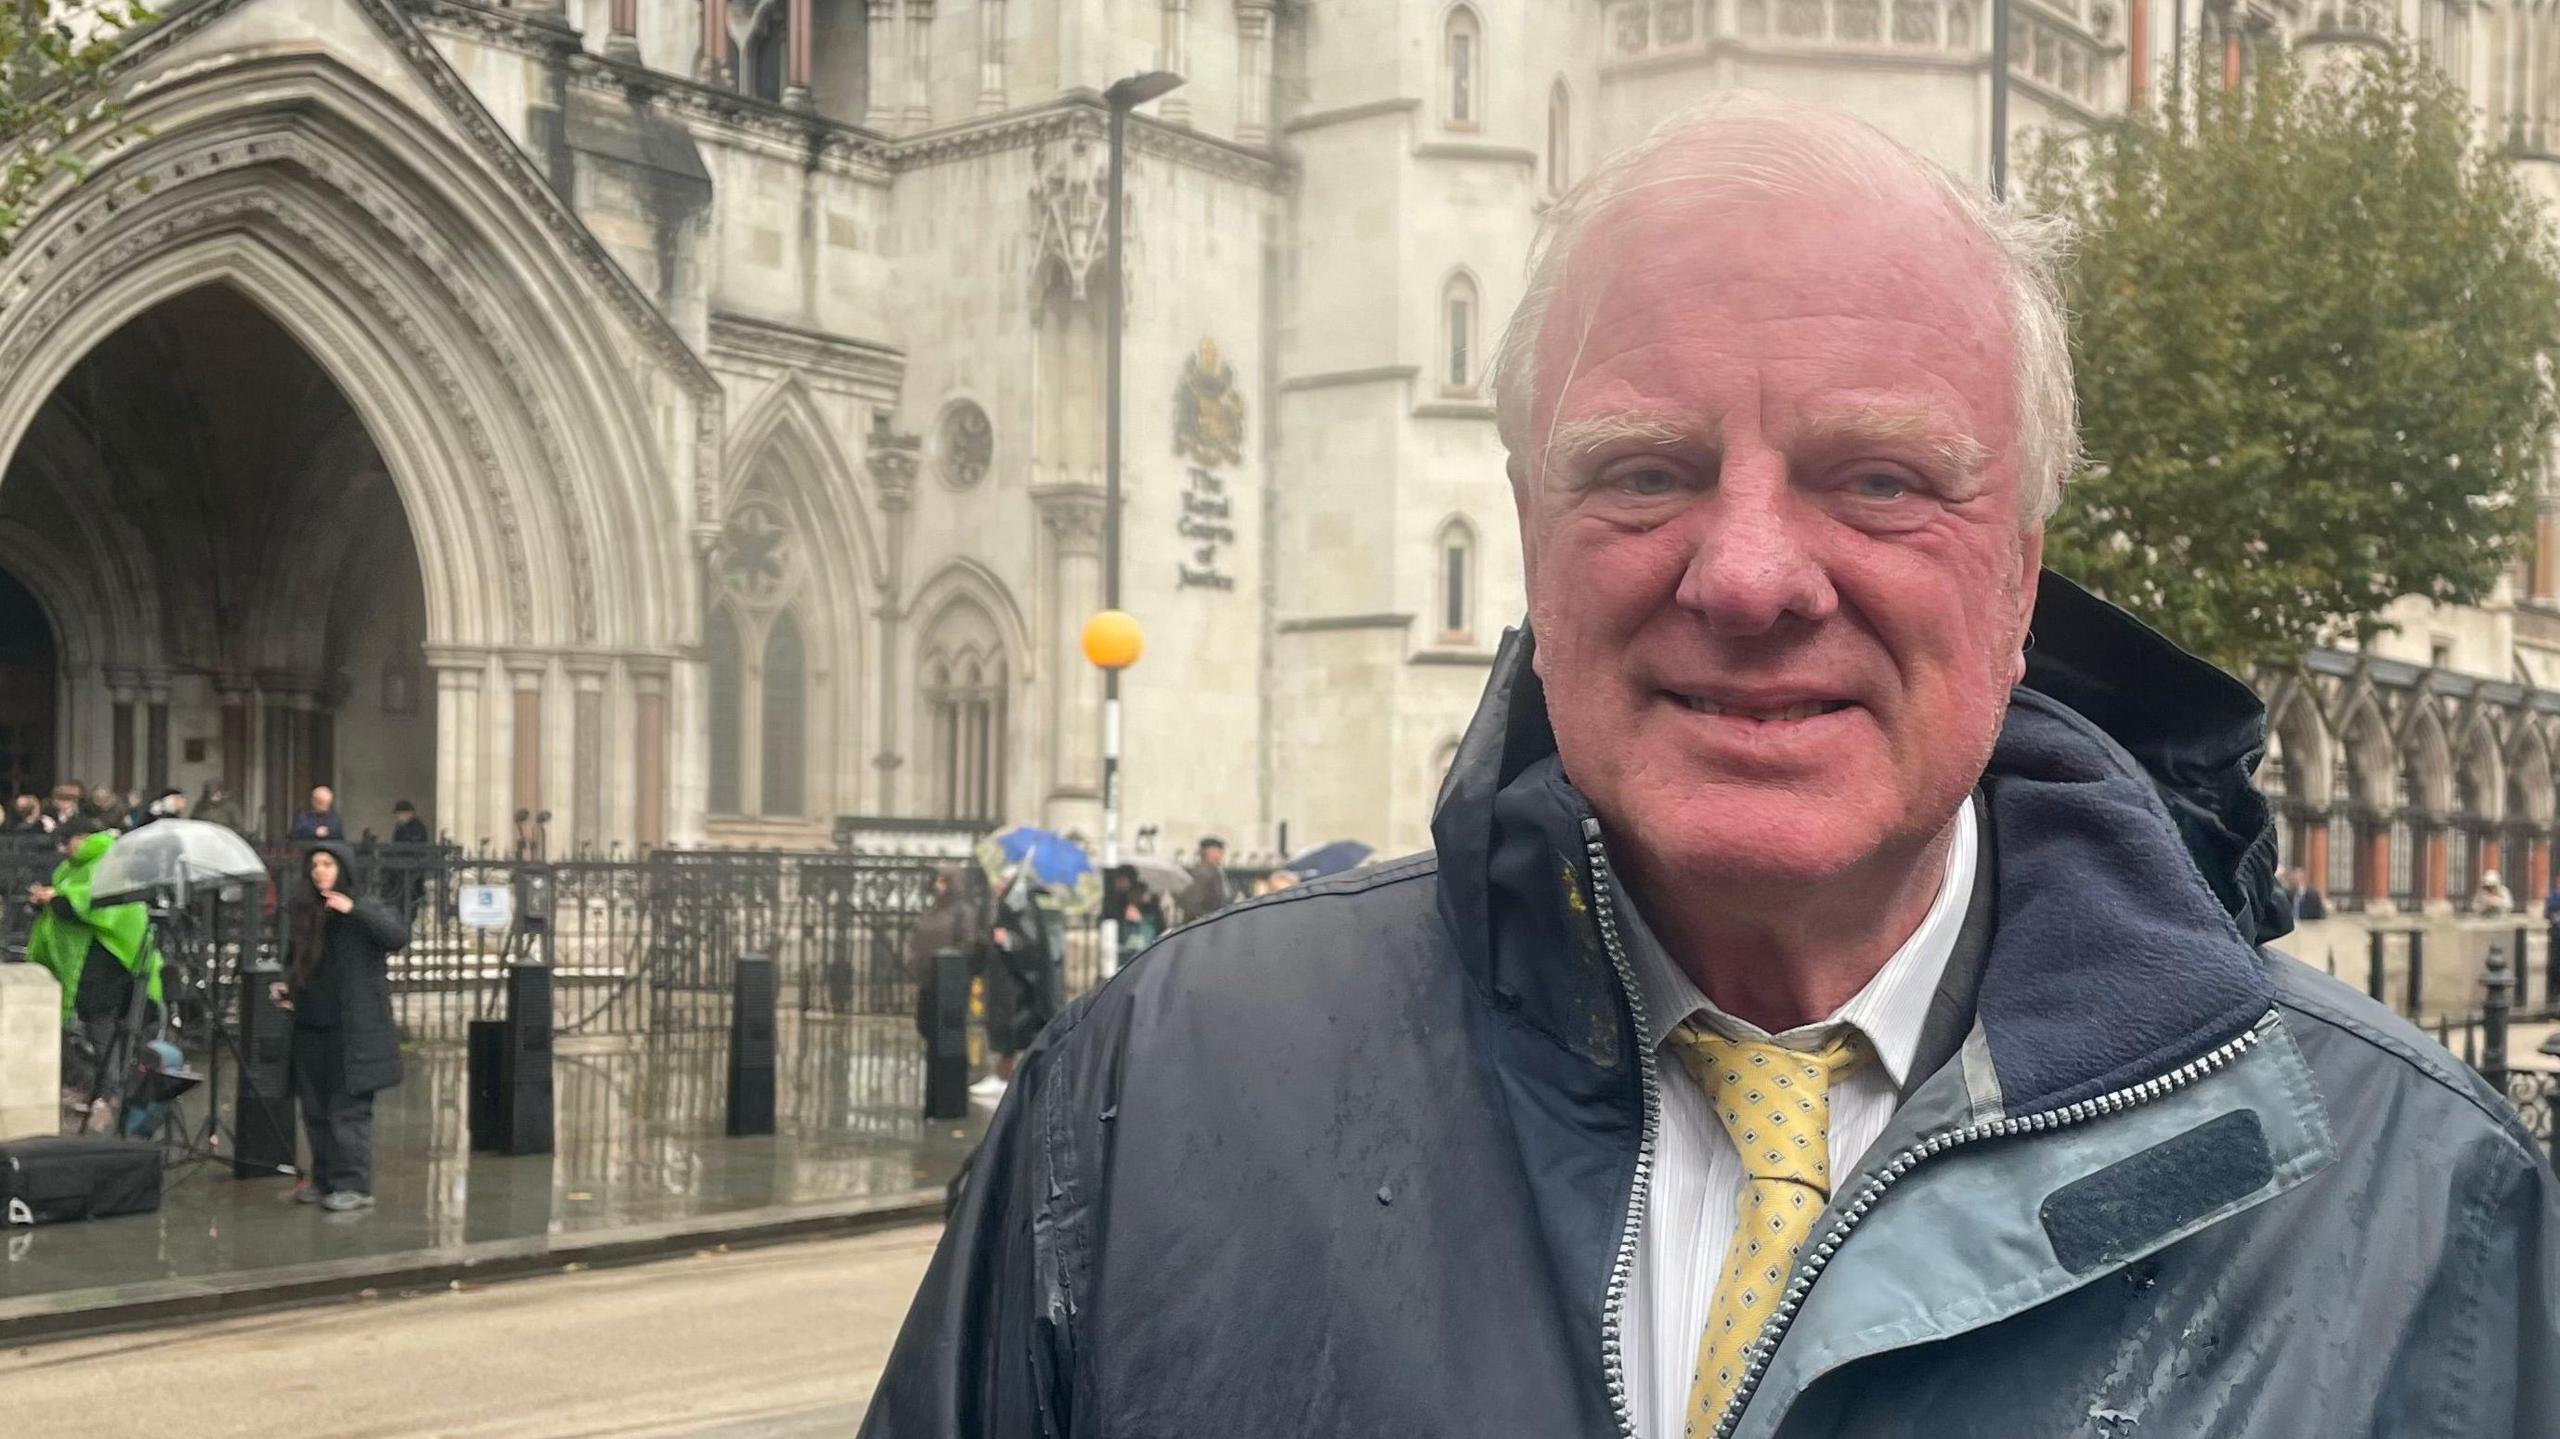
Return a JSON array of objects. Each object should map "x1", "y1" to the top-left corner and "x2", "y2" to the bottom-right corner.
[{"x1": 0, "y1": 833, "x2": 1109, "y2": 1045}]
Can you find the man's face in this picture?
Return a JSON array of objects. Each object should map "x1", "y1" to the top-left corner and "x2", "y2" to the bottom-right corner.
[
  {"x1": 1517, "y1": 172, "x2": 2041, "y2": 890},
  {"x1": 1201, "y1": 843, "x2": 1226, "y2": 867},
  {"x1": 312, "y1": 787, "x2": 334, "y2": 813}
]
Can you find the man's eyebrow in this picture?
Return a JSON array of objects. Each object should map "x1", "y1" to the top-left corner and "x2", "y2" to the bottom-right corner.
[
  {"x1": 1538, "y1": 413, "x2": 1702, "y2": 478},
  {"x1": 1792, "y1": 403, "x2": 1992, "y2": 484}
]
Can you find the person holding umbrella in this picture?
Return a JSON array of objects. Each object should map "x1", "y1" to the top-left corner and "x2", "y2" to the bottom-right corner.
[
  {"x1": 269, "y1": 841, "x2": 409, "y2": 1212},
  {"x1": 978, "y1": 861, "x2": 1065, "y2": 1095}
]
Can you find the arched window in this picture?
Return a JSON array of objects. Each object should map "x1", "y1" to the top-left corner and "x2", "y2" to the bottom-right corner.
[
  {"x1": 707, "y1": 606, "x2": 745, "y2": 814},
  {"x1": 1547, "y1": 80, "x2": 1572, "y2": 194},
  {"x1": 1444, "y1": 7, "x2": 1483, "y2": 129},
  {"x1": 1437, "y1": 518, "x2": 1477, "y2": 643},
  {"x1": 917, "y1": 597, "x2": 1011, "y2": 824},
  {"x1": 1442, "y1": 272, "x2": 1480, "y2": 394},
  {"x1": 760, "y1": 611, "x2": 806, "y2": 816}
]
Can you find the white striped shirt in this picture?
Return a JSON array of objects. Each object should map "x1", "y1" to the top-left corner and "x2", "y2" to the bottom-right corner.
[{"x1": 1618, "y1": 801, "x2": 1978, "y2": 1439}]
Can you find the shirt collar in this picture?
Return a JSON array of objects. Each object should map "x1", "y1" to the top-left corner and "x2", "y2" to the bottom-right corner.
[{"x1": 1619, "y1": 797, "x2": 1979, "y2": 1091}]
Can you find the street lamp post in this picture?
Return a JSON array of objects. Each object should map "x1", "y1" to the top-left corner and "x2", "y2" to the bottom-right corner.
[{"x1": 1097, "y1": 69, "x2": 1183, "y2": 979}]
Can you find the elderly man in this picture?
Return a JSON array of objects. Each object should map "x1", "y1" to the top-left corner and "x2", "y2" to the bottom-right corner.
[{"x1": 863, "y1": 98, "x2": 2556, "y2": 1436}]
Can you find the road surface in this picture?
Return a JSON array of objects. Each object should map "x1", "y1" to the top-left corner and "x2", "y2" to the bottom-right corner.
[{"x1": 0, "y1": 1224, "x2": 941, "y2": 1437}]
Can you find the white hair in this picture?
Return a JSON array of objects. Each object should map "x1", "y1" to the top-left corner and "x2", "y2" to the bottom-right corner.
[{"x1": 1491, "y1": 92, "x2": 2080, "y2": 524}]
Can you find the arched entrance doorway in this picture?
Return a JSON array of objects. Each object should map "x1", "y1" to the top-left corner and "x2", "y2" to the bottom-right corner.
[
  {"x1": 0, "y1": 284, "x2": 433, "y2": 839},
  {"x1": 0, "y1": 569, "x2": 58, "y2": 807}
]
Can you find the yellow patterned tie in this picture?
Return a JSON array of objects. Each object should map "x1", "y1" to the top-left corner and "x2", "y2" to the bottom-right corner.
[{"x1": 1667, "y1": 1022, "x2": 1870, "y2": 1433}]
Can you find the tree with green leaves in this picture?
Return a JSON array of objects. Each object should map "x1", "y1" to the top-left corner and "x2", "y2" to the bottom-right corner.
[
  {"x1": 2026, "y1": 41, "x2": 2560, "y2": 672},
  {"x1": 2, "y1": 0, "x2": 153, "y2": 256}
]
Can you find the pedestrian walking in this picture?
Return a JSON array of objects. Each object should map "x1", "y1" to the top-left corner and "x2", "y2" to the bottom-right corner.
[
  {"x1": 2283, "y1": 865, "x2": 2327, "y2": 921},
  {"x1": 904, "y1": 865, "x2": 985, "y2": 1043},
  {"x1": 865, "y1": 95, "x2": 2559, "y2": 1437},
  {"x1": 1175, "y1": 836, "x2": 1236, "y2": 922},
  {"x1": 975, "y1": 864, "x2": 1062, "y2": 1094},
  {"x1": 272, "y1": 841, "x2": 408, "y2": 1212}
]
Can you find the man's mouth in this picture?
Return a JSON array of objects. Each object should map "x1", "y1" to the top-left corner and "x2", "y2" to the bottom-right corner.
[{"x1": 1673, "y1": 696, "x2": 1854, "y2": 723}]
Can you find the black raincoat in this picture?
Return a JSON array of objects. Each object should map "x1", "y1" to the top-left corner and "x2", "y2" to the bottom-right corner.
[{"x1": 862, "y1": 576, "x2": 2557, "y2": 1438}]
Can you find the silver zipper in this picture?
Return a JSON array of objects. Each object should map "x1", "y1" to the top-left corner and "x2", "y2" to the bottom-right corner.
[
  {"x1": 1701, "y1": 1007, "x2": 2279, "y2": 1439},
  {"x1": 1580, "y1": 819, "x2": 1659, "y2": 1439}
]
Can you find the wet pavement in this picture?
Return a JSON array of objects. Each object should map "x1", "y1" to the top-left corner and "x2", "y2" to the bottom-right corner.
[{"x1": 0, "y1": 1014, "x2": 983, "y2": 1337}]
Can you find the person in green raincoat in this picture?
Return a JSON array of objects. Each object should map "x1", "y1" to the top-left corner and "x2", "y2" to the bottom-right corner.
[{"x1": 25, "y1": 818, "x2": 163, "y2": 1100}]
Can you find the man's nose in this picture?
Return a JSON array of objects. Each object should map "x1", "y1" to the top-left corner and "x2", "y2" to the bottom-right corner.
[{"x1": 1672, "y1": 459, "x2": 1836, "y2": 635}]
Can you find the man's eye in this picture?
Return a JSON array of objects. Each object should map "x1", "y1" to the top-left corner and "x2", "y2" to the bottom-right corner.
[
  {"x1": 1614, "y1": 467, "x2": 1682, "y2": 498},
  {"x1": 1848, "y1": 471, "x2": 1910, "y2": 501}
]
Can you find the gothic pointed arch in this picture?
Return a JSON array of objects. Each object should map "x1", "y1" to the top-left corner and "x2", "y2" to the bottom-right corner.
[
  {"x1": 0, "y1": 50, "x2": 701, "y2": 652},
  {"x1": 2509, "y1": 723, "x2": 2556, "y2": 826},
  {"x1": 2265, "y1": 681, "x2": 2332, "y2": 809},
  {"x1": 2400, "y1": 704, "x2": 2455, "y2": 817},
  {"x1": 908, "y1": 561, "x2": 1032, "y2": 824},
  {"x1": 0, "y1": 47, "x2": 712, "y2": 847}
]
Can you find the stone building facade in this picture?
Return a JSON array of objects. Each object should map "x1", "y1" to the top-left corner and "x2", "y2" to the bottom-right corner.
[{"x1": 0, "y1": 0, "x2": 2543, "y2": 874}]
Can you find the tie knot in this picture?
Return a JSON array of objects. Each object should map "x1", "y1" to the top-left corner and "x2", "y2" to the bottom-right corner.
[{"x1": 1666, "y1": 1023, "x2": 1867, "y2": 1189}]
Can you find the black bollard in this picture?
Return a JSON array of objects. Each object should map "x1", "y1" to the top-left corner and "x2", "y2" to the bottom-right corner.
[
  {"x1": 2405, "y1": 930, "x2": 2426, "y2": 1019},
  {"x1": 923, "y1": 946, "x2": 973, "y2": 1121},
  {"x1": 2483, "y1": 944, "x2": 2513, "y2": 1096},
  {"x1": 728, "y1": 954, "x2": 778, "y2": 1137},
  {"x1": 2368, "y1": 931, "x2": 2387, "y2": 1004},
  {"x1": 503, "y1": 964, "x2": 555, "y2": 1154},
  {"x1": 2548, "y1": 921, "x2": 2560, "y2": 1008}
]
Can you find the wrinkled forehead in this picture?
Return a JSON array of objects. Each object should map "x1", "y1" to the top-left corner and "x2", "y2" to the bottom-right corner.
[{"x1": 1532, "y1": 167, "x2": 2017, "y2": 437}]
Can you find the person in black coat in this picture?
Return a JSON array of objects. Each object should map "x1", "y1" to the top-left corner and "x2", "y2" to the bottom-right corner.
[{"x1": 269, "y1": 840, "x2": 408, "y2": 1212}]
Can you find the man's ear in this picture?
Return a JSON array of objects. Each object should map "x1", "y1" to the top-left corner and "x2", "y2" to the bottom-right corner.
[{"x1": 2010, "y1": 528, "x2": 2045, "y2": 687}]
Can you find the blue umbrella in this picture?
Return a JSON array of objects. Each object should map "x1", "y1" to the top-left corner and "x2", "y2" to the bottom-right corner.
[
  {"x1": 1286, "y1": 840, "x2": 1374, "y2": 882},
  {"x1": 990, "y1": 826, "x2": 1096, "y2": 889}
]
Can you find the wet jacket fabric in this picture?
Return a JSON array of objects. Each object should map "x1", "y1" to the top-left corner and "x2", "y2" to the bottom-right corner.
[
  {"x1": 288, "y1": 841, "x2": 410, "y2": 1096},
  {"x1": 862, "y1": 575, "x2": 2559, "y2": 1439}
]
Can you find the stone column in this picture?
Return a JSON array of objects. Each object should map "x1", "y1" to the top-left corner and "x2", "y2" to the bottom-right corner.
[
  {"x1": 2423, "y1": 825, "x2": 2449, "y2": 905},
  {"x1": 607, "y1": 0, "x2": 641, "y2": 60},
  {"x1": 906, "y1": 0, "x2": 935, "y2": 129},
  {"x1": 784, "y1": 0, "x2": 815, "y2": 107},
  {"x1": 868, "y1": 418, "x2": 923, "y2": 812},
  {"x1": 1159, "y1": 0, "x2": 1191, "y2": 126},
  {"x1": 217, "y1": 677, "x2": 252, "y2": 801},
  {"x1": 2535, "y1": 507, "x2": 2559, "y2": 601},
  {"x1": 700, "y1": 0, "x2": 732, "y2": 84},
  {"x1": 2301, "y1": 819, "x2": 2329, "y2": 904},
  {"x1": 106, "y1": 670, "x2": 138, "y2": 792},
  {"x1": 633, "y1": 664, "x2": 669, "y2": 851},
  {"x1": 143, "y1": 673, "x2": 171, "y2": 792},
  {"x1": 430, "y1": 653, "x2": 487, "y2": 851},
  {"x1": 1036, "y1": 487, "x2": 1106, "y2": 814},
  {"x1": 568, "y1": 659, "x2": 610, "y2": 856},
  {"x1": 2481, "y1": 835, "x2": 2503, "y2": 887},
  {"x1": 2532, "y1": 837, "x2": 2554, "y2": 899},
  {"x1": 866, "y1": 0, "x2": 901, "y2": 129},
  {"x1": 507, "y1": 658, "x2": 546, "y2": 855},
  {"x1": 2363, "y1": 824, "x2": 2392, "y2": 910},
  {"x1": 1236, "y1": 0, "x2": 1276, "y2": 145},
  {"x1": 978, "y1": 0, "x2": 1008, "y2": 114}
]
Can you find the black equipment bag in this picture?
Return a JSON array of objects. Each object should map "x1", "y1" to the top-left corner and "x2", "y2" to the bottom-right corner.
[{"x1": 1, "y1": 1134, "x2": 164, "y2": 1225}]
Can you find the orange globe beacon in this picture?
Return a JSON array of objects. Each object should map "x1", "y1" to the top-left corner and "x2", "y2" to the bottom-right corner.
[{"x1": 1081, "y1": 609, "x2": 1144, "y2": 670}]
